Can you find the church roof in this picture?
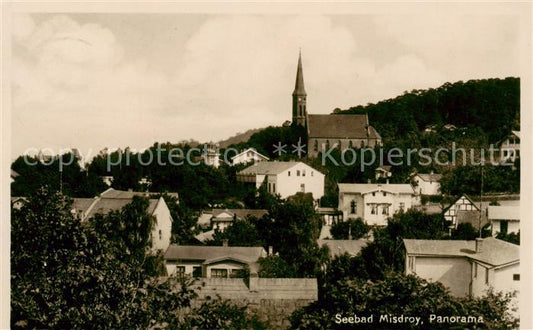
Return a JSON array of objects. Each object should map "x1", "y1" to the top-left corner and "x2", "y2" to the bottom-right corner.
[
  {"x1": 293, "y1": 52, "x2": 306, "y2": 95},
  {"x1": 308, "y1": 114, "x2": 381, "y2": 139}
]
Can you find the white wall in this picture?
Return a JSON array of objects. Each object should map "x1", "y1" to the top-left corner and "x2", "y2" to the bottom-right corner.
[
  {"x1": 269, "y1": 163, "x2": 324, "y2": 200},
  {"x1": 151, "y1": 198, "x2": 173, "y2": 253},
  {"x1": 491, "y1": 220, "x2": 520, "y2": 236},
  {"x1": 493, "y1": 263, "x2": 520, "y2": 295},
  {"x1": 408, "y1": 256, "x2": 471, "y2": 297},
  {"x1": 414, "y1": 176, "x2": 441, "y2": 195}
]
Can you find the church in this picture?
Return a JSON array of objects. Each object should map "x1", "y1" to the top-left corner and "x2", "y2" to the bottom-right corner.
[{"x1": 291, "y1": 52, "x2": 382, "y2": 157}]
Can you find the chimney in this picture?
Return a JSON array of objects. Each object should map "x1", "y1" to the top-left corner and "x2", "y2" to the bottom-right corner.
[
  {"x1": 222, "y1": 239, "x2": 229, "y2": 247},
  {"x1": 475, "y1": 238, "x2": 483, "y2": 253},
  {"x1": 268, "y1": 246, "x2": 274, "y2": 255}
]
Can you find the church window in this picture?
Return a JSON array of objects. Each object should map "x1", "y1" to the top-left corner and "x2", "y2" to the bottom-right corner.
[
  {"x1": 349, "y1": 140, "x2": 353, "y2": 149},
  {"x1": 337, "y1": 140, "x2": 342, "y2": 149},
  {"x1": 314, "y1": 140, "x2": 318, "y2": 152},
  {"x1": 361, "y1": 140, "x2": 365, "y2": 148},
  {"x1": 326, "y1": 140, "x2": 330, "y2": 150}
]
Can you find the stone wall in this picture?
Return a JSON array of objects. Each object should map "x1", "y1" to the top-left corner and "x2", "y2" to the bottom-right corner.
[{"x1": 190, "y1": 277, "x2": 318, "y2": 329}]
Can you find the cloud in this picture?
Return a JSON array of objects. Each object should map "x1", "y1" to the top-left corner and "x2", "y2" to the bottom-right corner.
[{"x1": 11, "y1": 13, "x2": 521, "y2": 158}]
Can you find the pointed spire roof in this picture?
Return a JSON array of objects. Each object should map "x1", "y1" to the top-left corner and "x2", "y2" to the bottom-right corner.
[{"x1": 293, "y1": 51, "x2": 306, "y2": 95}]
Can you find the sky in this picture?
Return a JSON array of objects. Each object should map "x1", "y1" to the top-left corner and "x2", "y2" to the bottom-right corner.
[{"x1": 10, "y1": 9, "x2": 524, "y2": 159}]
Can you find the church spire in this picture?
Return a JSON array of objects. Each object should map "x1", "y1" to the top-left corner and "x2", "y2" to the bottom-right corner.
[
  {"x1": 292, "y1": 51, "x2": 307, "y2": 127},
  {"x1": 293, "y1": 50, "x2": 306, "y2": 96}
]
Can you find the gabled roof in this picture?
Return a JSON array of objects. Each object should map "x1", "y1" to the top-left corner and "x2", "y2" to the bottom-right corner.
[
  {"x1": 415, "y1": 173, "x2": 443, "y2": 182},
  {"x1": 443, "y1": 194, "x2": 480, "y2": 213},
  {"x1": 376, "y1": 166, "x2": 392, "y2": 172},
  {"x1": 307, "y1": 114, "x2": 381, "y2": 139},
  {"x1": 100, "y1": 188, "x2": 152, "y2": 199},
  {"x1": 231, "y1": 148, "x2": 269, "y2": 161},
  {"x1": 318, "y1": 239, "x2": 370, "y2": 258},
  {"x1": 511, "y1": 130, "x2": 520, "y2": 139},
  {"x1": 212, "y1": 209, "x2": 268, "y2": 221},
  {"x1": 404, "y1": 237, "x2": 519, "y2": 267},
  {"x1": 338, "y1": 183, "x2": 415, "y2": 195},
  {"x1": 72, "y1": 197, "x2": 159, "y2": 220},
  {"x1": 164, "y1": 245, "x2": 266, "y2": 263},
  {"x1": 238, "y1": 161, "x2": 320, "y2": 176},
  {"x1": 488, "y1": 205, "x2": 520, "y2": 221}
]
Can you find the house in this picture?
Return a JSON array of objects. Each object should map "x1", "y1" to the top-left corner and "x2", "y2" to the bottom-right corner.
[
  {"x1": 443, "y1": 195, "x2": 481, "y2": 229},
  {"x1": 209, "y1": 209, "x2": 268, "y2": 231},
  {"x1": 338, "y1": 183, "x2": 417, "y2": 226},
  {"x1": 318, "y1": 239, "x2": 371, "y2": 259},
  {"x1": 317, "y1": 207, "x2": 343, "y2": 226},
  {"x1": 237, "y1": 161, "x2": 325, "y2": 200},
  {"x1": 164, "y1": 244, "x2": 267, "y2": 278},
  {"x1": 499, "y1": 130, "x2": 520, "y2": 162},
  {"x1": 70, "y1": 188, "x2": 173, "y2": 252},
  {"x1": 231, "y1": 148, "x2": 269, "y2": 165},
  {"x1": 488, "y1": 205, "x2": 520, "y2": 236},
  {"x1": 404, "y1": 238, "x2": 519, "y2": 298},
  {"x1": 412, "y1": 171, "x2": 443, "y2": 195},
  {"x1": 289, "y1": 52, "x2": 381, "y2": 157},
  {"x1": 374, "y1": 165, "x2": 392, "y2": 181}
]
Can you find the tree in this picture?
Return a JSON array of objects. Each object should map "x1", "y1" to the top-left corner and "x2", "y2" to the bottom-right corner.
[
  {"x1": 451, "y1": 223, "x2": 478, "y2": 240},
  {"x1": 258, "y1": 255, "x2": 295, "y2": 278},
  {"x1": 184, "y1": 299, "x2": 268, "y2": 330},
  {"x1": 289, "y1": 272, "x2": 519, "y2": 329},
  {"x1": 11, "y1": 187, "x2": 196, "y2": 328},
  {"x1": 329, "y1": 218, "x2": 370, "y2": 240},
  {"x1": 206, "y1": 220, "x2": 264, "y2": 247},
  {"x1": 496, "y1": 231, "x2": 520, "y2": 245}
]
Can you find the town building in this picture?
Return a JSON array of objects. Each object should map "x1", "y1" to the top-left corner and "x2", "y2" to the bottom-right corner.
[
  {"x1": 70, "y1": 188, "x2": 173, "y2": 252},
  {"x1": 443, "y1": 195, "x2": 481, "y2": 229},
  {"x1": 231, "y1": 148, "x2": 269, "y2": 165},
  {"x1": 237, "y1": 161, "x2": 325, "y2": 200},
  {"x1": 499, "y1": 130, "x2": 520, "y2": 162},
  {"x1": 412, "y1": 171, "x2": 443, "y2": 195},
  {"x1": 338, "y1": 183, "x2": 417, "y2": 226},
  {"x1": 290, "y1": 52, "x2": 381, "y2": 157},
  {"x1": 164, "y1": 244, "x2": 267, "y2": 278},
  {"x1": 488, "y1": 204, "x2": 520, "y2": 236},
  {"x1": 197, "y1": 208, "x2": 268, "y2": 231},
  {"x1": 374, "y1": 165, "x2": 392, "y2": 182},
  {"x1": 404, "y1": 238, "x2": 519, "y2": 298}
]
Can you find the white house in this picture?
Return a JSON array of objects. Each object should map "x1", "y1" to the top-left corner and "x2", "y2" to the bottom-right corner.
[
  {"x1": 499, "y1": 130, "x2": 520, "y2": 162},
  {"x1": 404, "y1": 238, "x2": 519, "y2": 298},
  {"x1": 70, "y1": 188, "x2": 173, "y2": 252},
  {"x1": 412, "y1": 172, "x2": 442, "y2": 195},
  {"x1": 164, "y1": 244, "x2": 267, "y2": 278},
  {"x1": 489, "y1": 205, "x2": 520, "y2": 236},
  {"x1": 231, "y1": 148, "x2": 269, "y2": 165},
  {"x1": 237, "y1": 161, "x2": 325, "y2": 200},
  {"x1": 338, "y1": 183, "x2": 417, "y2": 226}
]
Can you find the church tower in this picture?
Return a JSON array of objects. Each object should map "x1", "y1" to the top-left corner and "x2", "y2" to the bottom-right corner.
[{"x1": 292, "y1": 51, "x2": 307, "y2": 127}]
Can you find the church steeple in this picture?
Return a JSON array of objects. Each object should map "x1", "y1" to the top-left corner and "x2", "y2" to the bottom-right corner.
[{"x1": 292, "y1": 51, "x2": 307, "y2": 127}]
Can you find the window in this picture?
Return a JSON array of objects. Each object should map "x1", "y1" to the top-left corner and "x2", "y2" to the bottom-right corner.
[
  {"x1": 176, "y1": 266, "x2": 186, "y2": 278},
  {"x1": 193, "y1": 266, "x2": 202, "y2": 277},
  {"x1": 383, "y1": 192, "x2": 387, "y2": 197},
  {"x1": 337, "y1": 140, "x2": 342, "y2": 149},
  {"x1": 372, "y1": 192, "x2": 375, "y2": 197},
  {"x1": 314, "y1": 140, "x2": 318, "y2": 152},
  {"x1": 211, "y1": 268, "x2": 228, "y2": 278},
  {"x1": 485, "y1": 268, "x2": 489, "y2": 285},
  {"x1": 288, "y1": 171, "x2": 291, "y2": 176},
  {"x1": 399, "y1": 202, "x2": 405, "y2": 211},
  {"x1": 500, "y1": 221, "x2": 508, "y2": 235},
  {"x1": 159, "y1": 229, "x2": 162, "y2": 240},
  {"x1": 408, "y1": 256, "x2": 415, "y2": 271},
  {"x1": 300, "y1": 183, "x2": 305, "y2": 193},
  {"x1": 513, "y1": 274, "x2": 520, "y2": 281},
  {"x1": 350, "y1": 200, "x2": 357, "y2": 214},
  {"x1": 272, "y1": 183, "x2": 276, "y2": 193},
  {"x1": 382, "y1": 205, "x2": 389, "y2": 215},
  {"x1": 297, "y1": 170, "x2": 301, "y2": 176},
  {"x1": 349, "y1": 140, "x2": 353, "y2": 149},
  {"x1": 474, "y1": 263, "x2": 478, "y2": 278},
  {"x1": 326, "y1": 140, "x2": 330, "y2": 150},
  {"x1": 302, "y1": 170, "x2": 306, "y2": 177},
  {"x1": 371, "y1": 205, "x2": 377, "y2": 215},
  {"x1": 311, "y1": 171, "x2": 314, "y2": 177}
]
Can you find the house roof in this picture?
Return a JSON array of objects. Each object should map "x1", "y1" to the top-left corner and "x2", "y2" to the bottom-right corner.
[
  {"x1": 238, "y1": 161, "x2": 318, "y2": 175},
  {"x1": 404, "y1": 237, "x2": 519, "y2": 267},
  {"x1": 194, "y1": 229, "x2": 215, "y2": 243},
  {"x1": 231, "y1": 148, "x2": 269, "y2": 161},
  {"x1": 511, "y1": 130, "x2": 520, "y2": 139},
  {"x1": 307, "y1": 114, "x2": 381, "y2": 139},
  {"x1": 100, "y1": 188, "x2": 152, "y2": 199},
  {"x1": 413, "y1": 203, "x2": 444, "y2": 215},
  {"x1": 318, "y1": 239, "x2": 370, "y2": 258},
  {"x1": 73, "y1": 197, "x2": 159, "y2": 220},
  {"x1": 376, "y1": 166, "x2": 392, "y2": 172},
  {"x1": 212, "y1": 209, "x2": 268, "y2": 221},
  {"x1": 488, "y1": 205, "x2": 520, "y2": 221},
  {"x1": 164, "y1": 245, "x2": 266, "y2": 264},
  {"x1": 416, "y1": 173, "x2": 443, "y2": 182},
  {"x1": 338, "y1": 183, "x2": 415, "y2": 195}
]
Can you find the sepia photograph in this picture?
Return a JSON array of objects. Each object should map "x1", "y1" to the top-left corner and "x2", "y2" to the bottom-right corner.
[{"x1": 1, "y1": 2, "x2": 531, "y2": 329}]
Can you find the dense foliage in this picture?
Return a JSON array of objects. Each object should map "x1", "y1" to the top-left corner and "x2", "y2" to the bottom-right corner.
[
  {"x1": 290, "y1": 273, "x2": 518, "y2": 329},
  {"x1": 329, "y1": 218, "x2": 370, "y2": 240}
]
